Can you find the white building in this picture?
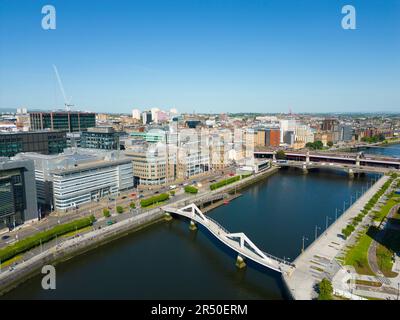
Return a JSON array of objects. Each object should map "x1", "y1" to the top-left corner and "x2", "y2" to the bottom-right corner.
[
  {"x1": 15, "y1": 148, "x2": 133, "y2": 211},
  {"x1": 279, "y1": 119, "x2": 296, "y2": 143},
  {"x1": 132, "y1": 109, "x2": 141, "y2": 120}
]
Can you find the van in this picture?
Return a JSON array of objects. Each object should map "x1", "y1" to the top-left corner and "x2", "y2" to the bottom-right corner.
[{"x1": 169, "y1": 185, "x2": 177, "y2": 190}]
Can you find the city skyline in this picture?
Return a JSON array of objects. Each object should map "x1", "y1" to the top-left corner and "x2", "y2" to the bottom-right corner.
[{"x1": 1, "y1": 0, "x2": 399, "y2": 114}]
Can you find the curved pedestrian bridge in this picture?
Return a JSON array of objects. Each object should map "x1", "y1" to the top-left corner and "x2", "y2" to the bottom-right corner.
[{"x1": 162, "y1": 203, "x2": 295, "y2": 275}]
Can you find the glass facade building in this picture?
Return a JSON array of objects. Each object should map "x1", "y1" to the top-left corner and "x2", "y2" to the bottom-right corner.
[
  {"x1": 0, "y1": 131, "x2": 67, "y2": 157},
  {"x1": 0, "y1": 159, "x2": 38, "y2": 229},
  {"x1": 81, "y1": 127, "x2": 119, "y2": 150},
  {"x1": 30, "y1": 112, "x2": 96, "y2": 132}
]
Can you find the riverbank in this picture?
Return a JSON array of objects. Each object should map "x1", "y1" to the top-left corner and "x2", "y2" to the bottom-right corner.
[
  {"x1": 0, "y1": 209, "x2": 165, "y2": 296},
  {"x1": 283, "y1": 175, "x2": 389, "y2": 300},
  {"x1": 0, "y1": 166, "x2": 280, "y2": 296}
]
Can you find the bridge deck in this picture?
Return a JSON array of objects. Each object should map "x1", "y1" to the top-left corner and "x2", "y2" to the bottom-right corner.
[{"x1": 163, "y1": 204, "x2": 295, "y2": 275}]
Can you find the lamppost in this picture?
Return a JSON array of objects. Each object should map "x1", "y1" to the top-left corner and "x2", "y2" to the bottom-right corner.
[
  {"x1": 301, "y1": 236, "x2": 308, "y2": 253},
  {"x1": 315, "y1": 225, "x2": 321, "y2": 240},
  {"x1": 350, "y1": 195, "x2": 354, "y2": 206},
  {"x1": 335, "y1": 208, "x2": 339, "y2": 221},
  {"x1": 325, "y1": 216, "x2": 331, "y2": 234}
]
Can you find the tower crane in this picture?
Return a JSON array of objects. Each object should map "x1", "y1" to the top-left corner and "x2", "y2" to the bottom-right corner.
[{"x1": 53, "y1": 65, "x2": 74, "y2": 111}]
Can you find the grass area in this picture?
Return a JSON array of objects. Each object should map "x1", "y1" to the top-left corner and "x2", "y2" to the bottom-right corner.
[
  {"x1": 344, "y1": 228, "x2": 376, "y2": 276},
  {"x1": 354, "y1": 279, "x2": 382, "y2": 287},
  {"x1": 376, "y1": 229, "x2": 400, "y2": 278},
  {"x1": 0, "y1": 215, "x2": 96, "y2": 263},
  {"x1": 0, "y1": 254, "x2": 22, "y2": 268},
  {"x1": 61, "y1": 226, "x2": 93, "y2": 238},
  {"x1": 373, "y1": 197, "x2": 400, "y2": 222},
  {"x1": 142, "y1": 199, "x2": 169, "y2": 210}
]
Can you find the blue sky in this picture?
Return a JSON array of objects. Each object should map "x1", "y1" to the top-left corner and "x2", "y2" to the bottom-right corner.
[{"x1": 0, "y1": 0, "x2": 399, "y2": 114}]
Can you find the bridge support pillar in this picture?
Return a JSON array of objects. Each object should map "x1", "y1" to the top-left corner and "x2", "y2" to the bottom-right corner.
[
  {"x1": 235, "y1": 254, "x2": 246, "y2": 269},
  {"x1": 348, "y1": 168, "x2": 354, "y2": 179},
  {"x1": 302, "y1": 164, "x2": 308, "y2": 174},
  {"x1": 189, "y1": 220, "x2": 197, "y2": 231},
  {"x1": 164, "y1": 212, "x2": 173, "y2": 221},
  {"x1": 306, "y1": 151, "x2": 310, "y2": 164}
]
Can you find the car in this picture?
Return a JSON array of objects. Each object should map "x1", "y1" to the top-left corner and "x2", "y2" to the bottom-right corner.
[
  {"x1": 122, "y1": 196, "x2": 127, "y2": 199},
  {"x1": 106, "y1": 220, "x2": 116, "y2": 226},
  {"x1": 138, "y1": 195, "x2": 144, "y2": 198},
  {"x1": 1, "y1": 235, "x2": 10, "y2": 240},
  {"x1": 154, "y1": 191, "x2": 159, "y2": 194},
  {"x1": 131, "y1": 193, "x2": 136, "y2": 197},
  {"x1": 169, "y1": 185, "x2": 177, "y2": 189}
]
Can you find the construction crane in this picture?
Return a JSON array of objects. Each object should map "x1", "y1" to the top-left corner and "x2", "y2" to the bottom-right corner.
[{"x1": 53, "y1": 65, "x2": 74, "y2": 111}]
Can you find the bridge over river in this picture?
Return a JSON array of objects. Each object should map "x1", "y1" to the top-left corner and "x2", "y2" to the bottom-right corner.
[{"x1": 163, "y1": 203, "x2": 296, "y2": 275}]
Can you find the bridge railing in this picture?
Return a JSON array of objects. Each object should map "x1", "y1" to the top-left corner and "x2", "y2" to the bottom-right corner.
[
  {"x1": 261, "y1": 250, "x2": 296, "y2": 267},
  {"x1": 205, "y1": 216, "x2": 230, "y2": 234}
]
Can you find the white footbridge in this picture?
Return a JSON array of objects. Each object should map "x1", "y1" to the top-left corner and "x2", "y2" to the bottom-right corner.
[{"x1": 163, "y1": 203, "x2": 296, "y2": 275}]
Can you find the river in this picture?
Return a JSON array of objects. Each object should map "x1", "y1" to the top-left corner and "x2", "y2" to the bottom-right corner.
[{"x1": 2, "y1": 144, "x2": 399, "y2": 300}]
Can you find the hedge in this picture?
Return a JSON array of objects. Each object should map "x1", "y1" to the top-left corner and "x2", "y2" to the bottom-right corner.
[
  {"x1": 210, "y1": 176, "x2": 240, "y2": 190},
  {"x1": 184, "y1": 186, "x2": 198, "y2": 194},
  {"x1": 0, "y1": 215, "x2": 96, "y2": 262},
  {"x1": 140, "y1": 193, "x2": 169, "y2": 207}
]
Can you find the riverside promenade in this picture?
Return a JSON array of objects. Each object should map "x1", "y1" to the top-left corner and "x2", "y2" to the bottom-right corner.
[{"x1": 283, "y1": 175, "x2": 389, "y2": 300}]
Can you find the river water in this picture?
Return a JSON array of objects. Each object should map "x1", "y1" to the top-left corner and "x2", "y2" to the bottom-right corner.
[{"x1": 3, "y1": 145, "x2": 399, "y2": 300}]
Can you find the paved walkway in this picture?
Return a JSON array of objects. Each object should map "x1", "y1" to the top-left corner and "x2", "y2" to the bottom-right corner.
[{"x1": 283, "y1": 175, "x2": 389, "y2": 300}]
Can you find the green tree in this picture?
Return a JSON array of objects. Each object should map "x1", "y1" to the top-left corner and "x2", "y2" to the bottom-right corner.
[
  {"x1": 276, "y1": 150, "x2": 286, "y2": 160},
  {"x1": 170, "y1": 190, "x2": 175, "y2": 196},
  {"x1": 318, "y1": 278, "x2": 333, "y2": 300},
  {"x1": 129, "y1": 202, "x2": 136, "y2": 209},
  {"x1": 103, "y1": 208, "x2": 111, "y2": 218},
  {"x1": 327, "y1": 141, "x2": 334, "y2": 147},
  {"x1": 116, "y1": 206, "x2": 124, "y2": 214},
  {"x1": 314, "y1": 140, "x2": 323, "y2": 150}
]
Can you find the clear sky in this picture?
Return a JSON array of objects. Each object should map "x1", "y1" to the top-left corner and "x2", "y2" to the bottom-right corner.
[{"x1": 0, "y1": 0, "x2": 399, "y2": 114}]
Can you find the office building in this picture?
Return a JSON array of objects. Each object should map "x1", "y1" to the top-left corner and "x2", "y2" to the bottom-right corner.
[
  {"x1": 0, "y1": 131, "x2": 67, "y2": 157},
  {"x1": 30, "y1": 111, "x2": 96, "y2": 132},
  {"x1": 0, "y1": 158, "x2": 38, "y2": 229},
  {"x1": 125, "y1": 145, "x2": 175, "y2": 186},
  {"x1": 81, "y1": 127, "x2": 120, "y2": 150},
  {"x1": 15, "y1": 148, "x2": 133, "y2": 211}
]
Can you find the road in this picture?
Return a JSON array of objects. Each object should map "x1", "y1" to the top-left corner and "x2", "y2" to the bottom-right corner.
[{"x1": 0, "y1": 166, "x2": 237, "y2": 249}]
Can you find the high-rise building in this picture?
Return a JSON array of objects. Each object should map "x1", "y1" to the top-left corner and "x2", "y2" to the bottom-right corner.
[
  {"x1": 132, "y1": 109, "x2": 141, "y2": 120},
  {"x1": 0, "y1": 131, "x2": 67, "y2": 157},
  {"x1": 30, "y1": 111, "x2": 96, "y2": 132},
  {"x1": 81, "y1": 127, "x2": 120, "y2": 150},
  {"x1": 283, "y1": 131, "x2": 295, "y2": 146},
  {"x1": 142, "y1": 111, "x2": 152, "y2": 125},
  {"x1": 0, "y1": 158, "x2": 38, "y2": 229}
]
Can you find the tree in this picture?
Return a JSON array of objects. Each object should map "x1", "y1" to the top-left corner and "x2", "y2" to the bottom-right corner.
[
  {"x1": 318, "y1": 278, "x2": 333, "y2": 300},
  {"x1": 103, "y1": 208, "x2": 111, "y2": 218},
  {"x1": 314, "y1": 141, "x2": 323, "y2": 150},
  {"x1": 129, "y1": 202, "x2": 136, "y2": 209},
  {"x1": 276, "y1": 150, "x2": 286, "y2": 160},
  {"x1": 116, "y1": 206, "x2": 124, "y2": 214},
  {"x1": 170, "y1": 190, "x2": 175, "y2": 196},
  {"x1": 327, "y1": 141, "x2": 334, "y2": 147}
]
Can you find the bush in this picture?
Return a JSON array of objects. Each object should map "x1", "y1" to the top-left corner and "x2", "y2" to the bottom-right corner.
[
  {"x1": 116, "y1": 206, "x2": 124, "y2": 214},
  {"x1": 184, "y1": 185, "x2": 198, "y2": 194},
  {"x1": 103, "y1": 208, "x2": 111, "y2": 218},
  {"x1": 210, "y1": 176, "x2": 240, "y2": 190},
  {"x1": 129, "y1": 202, "x2": 136, "y2": 209},
  {"x1": 318, "y1": 278, "x2": 333, "y2": 300},
  {"x1": 170, "y1": 190, "x2": 175, "y2": 196},
  {"x1": 140, "y1": 193, "x2": 169, "y2": 207},
  {"x1": 0, "y1": 216, "x2": 95, "y2": 262}
]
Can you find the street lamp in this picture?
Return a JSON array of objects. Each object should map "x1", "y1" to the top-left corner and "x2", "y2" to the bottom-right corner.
[
  {"x1": 315, "y1": 225, "x2": 321, "y2": 240},
  {"x1": 301, "y1": 236, "x2": 308, "y2": 253},
  {"x1": 325, "y1": 216, "x2": 331, "y2": 233}
]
